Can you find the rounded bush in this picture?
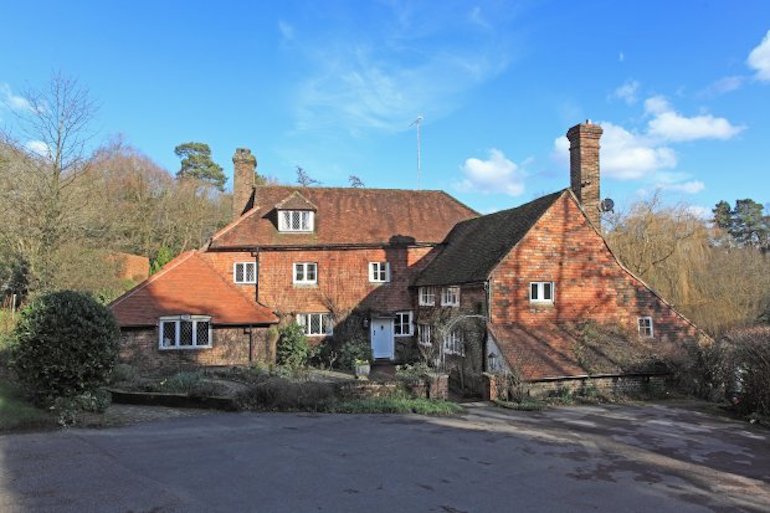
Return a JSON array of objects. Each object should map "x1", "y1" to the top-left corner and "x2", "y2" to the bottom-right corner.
[
  {"x1": 276, "y1": 323, "x2": 309, "y2": 368},
  {"x1": 10, "y1": 290, "x2": 120, "y2": 404}
]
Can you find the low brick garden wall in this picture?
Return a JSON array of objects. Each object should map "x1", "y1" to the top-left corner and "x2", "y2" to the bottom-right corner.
[{"x1": 482, "y1": 372, "x2": 668, "y2": 401}]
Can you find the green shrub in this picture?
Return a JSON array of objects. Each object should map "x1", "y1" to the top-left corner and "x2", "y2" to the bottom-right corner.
[
  {"x1": 395, "y1": 362, "x2": 431, "y2": 384},
  {"x1": 110, "y1": 363, "x2": 137, "y2": 385},
  {"x1": 276, "y1": 323, "x2": 310, "y2": 368},
  {"x1": 338, "y1": 337, "x2": 372, "y2": 370},
  {"x1": 726, "y1": 328, "x2": 770, "y2": 416},
  {"x1": 234, "y1": 376, "x2": 335, "y2": 411},
  {"x1": 10, "y1": 291, "x2": 120, "y2": 405}
]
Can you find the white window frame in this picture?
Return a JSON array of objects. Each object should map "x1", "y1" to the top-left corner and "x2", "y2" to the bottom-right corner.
[
  {"x1": 418, "y1": 324, "x2": 432, "y2": 347},
  {"x1": 296, "y1": 313, "x2": 333, "y2": 336},
  {"x1": 529, "y1": 281, "x2": 555, "y2": 304},
  {"x1": 418, "y1": 287, "x2": 436, "y2": 306},
  {"x1": 441, "y1": 286, "x2": 460, "y2": 307},
  {"x1": 369, "y1": 262, "x2": 390, "y2": 283},
  {"x1": 394, "y1": 311, "x2": 413, "y2": 337},
  {"x1": 278, "y1": 210, "x2": 314, "y2": 232},
  {"x1": 158, "y1": 315, "x2": 212, "y2": 350},
  {"x1": 638, "y1": 316, "x2": 654, "y2": 338},
  {"x1": 233, "y1": 262, "x2": 257, "y2": 284},
  {"x1": 443, "y1": 328, "x2": 465, "y2": 356},
  {"x1": 293, "y1": 262, "x2": 318, "y2": 285}
]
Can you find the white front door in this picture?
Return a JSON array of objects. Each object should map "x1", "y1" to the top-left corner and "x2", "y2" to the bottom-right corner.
[{"x1": 371, "y1": 318, "x2": 395, "y2": 360}]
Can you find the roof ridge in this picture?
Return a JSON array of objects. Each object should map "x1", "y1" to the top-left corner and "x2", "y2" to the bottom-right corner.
[
  {"x1": 257, "y1": 184, "x2": 451, "y2": 193},
  {"x1": 109, "y1": 250, "x2": 196, "y2": 308}
]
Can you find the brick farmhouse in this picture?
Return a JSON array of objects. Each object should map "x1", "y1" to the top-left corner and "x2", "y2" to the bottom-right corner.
[{"x1": 110, "y1": 122, "x2": 700, "y2": 383}]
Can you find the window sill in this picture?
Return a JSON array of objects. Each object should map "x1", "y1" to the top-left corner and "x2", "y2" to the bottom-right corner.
[
  {"x1": 394, "y1": 333, "x2": 414, "y2": 338},
  {"x1": 158, "y1": 345, "x2": 212, "y2": 351},
  {"x1": 293, "y1": 283, "x2": 318, "y2": 288}
]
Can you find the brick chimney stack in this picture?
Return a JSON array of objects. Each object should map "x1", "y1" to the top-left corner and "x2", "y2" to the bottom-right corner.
[
  {"x1": 232, "y1": 148, "x2": 257, "y2": 220},
  {"x1": 567, "y1": 121, "x2": 603, "y2": 227}
]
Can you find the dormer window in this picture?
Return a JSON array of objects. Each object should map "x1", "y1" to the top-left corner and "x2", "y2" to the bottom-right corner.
[{"x1": 279, "y1": 210, "x2": 314, "y2": 232}]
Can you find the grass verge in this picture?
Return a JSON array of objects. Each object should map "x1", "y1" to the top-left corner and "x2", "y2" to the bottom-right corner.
[
  {"x1": 493, "y1": 399, "x2": 547, "y2": 411},
  {"x1": 0, "y1": 379, "x2": 55, "y2": 432},
  {"x1": 327, "y1": 397, "x2": 463, "y2": 415}
]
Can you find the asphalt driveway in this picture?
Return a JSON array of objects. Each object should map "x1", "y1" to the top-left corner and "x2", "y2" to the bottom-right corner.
[{"x1": 0, "y1": 402, "x2": 768, "y2": 513}]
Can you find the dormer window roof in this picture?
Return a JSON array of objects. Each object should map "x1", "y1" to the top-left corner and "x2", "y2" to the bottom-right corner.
[
  {"x1": 276, "y1": 192, "x2": 317, "y2": 232},
  {"x1": 275, "y1": 191, "x2": 318, "y2": 211}
]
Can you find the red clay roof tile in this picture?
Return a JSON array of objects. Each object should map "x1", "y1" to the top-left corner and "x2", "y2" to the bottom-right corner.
[
  {"x1": 110, "y1": 251, "x2": 278, "y2": 327},
  {"x1": 210, "y1": 186, "x2": 478, "y2": 248}
]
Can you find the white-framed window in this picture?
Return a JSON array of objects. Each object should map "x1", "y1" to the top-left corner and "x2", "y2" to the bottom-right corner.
[
  {"x1": 443, "y1": 329, "x2": 464, "y2": 356},
  {"x1": 418, "y1": 287, "x2": 436, "y2": 306},
  {"x1": 638, "y1": 316, "x2": 654, "y2": 338},
  {"x1": 233, "y1": 262, "x2": 257, "y2": 284},
  {"x1": 394, "y1": 311, "x2": 413, "y2": 336},
  {"x1": 296, "y1": 313, "x2": 333, "y2": 336},
  {"x1": 158, "y1": 315, "x2": 212, "y2": 349},
  {"x1": 278, "y1": 210, "x2": 314, "y2": 232},
  {"x1": 293, "y1": 262, "x2": 317, "y2": 284},
  {"x1": 369, "y1": 262, "x2": 390, "y2": 283},
  {"x1": 418, "y1": 324, "x2": 432, "y2": 347},
  {"x1": 530, "y1": 282, "x2": 555, "y2": 304},
  {"x1": 441, "y1": 286, "x2": 460, "y2": 307}
]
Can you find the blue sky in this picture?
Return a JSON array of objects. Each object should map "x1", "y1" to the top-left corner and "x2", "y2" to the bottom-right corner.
[{"x1": 1, "y1": 0, "x2": 768, "y2": 215}]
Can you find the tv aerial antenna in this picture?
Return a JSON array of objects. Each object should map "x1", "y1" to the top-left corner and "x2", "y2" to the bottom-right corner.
[{"x1": 410, "y1": 114, "x2": 424, "y2": 189}]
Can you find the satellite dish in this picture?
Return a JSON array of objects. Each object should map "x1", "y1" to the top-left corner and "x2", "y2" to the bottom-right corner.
[{"x1": 600, "y1": 198, "x2": 615, "y2": 213}]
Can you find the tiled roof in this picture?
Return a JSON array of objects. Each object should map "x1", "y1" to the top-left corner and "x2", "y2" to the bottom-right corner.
[
  {"x1": 110, "y1": 251, "x2": 278, "y2": 327},
  {"x1": 209, "y1": 186, "x2": 478, "y2": 248},
  {"x1": 415, "y1": 190, "x2": 564, "y2": 286},
  {"x1": 275, "y1": 191, "x2": 317, "y2": 211},
  {"x1": 489, "y1": 323, "x2": 587, "y2": 380}
]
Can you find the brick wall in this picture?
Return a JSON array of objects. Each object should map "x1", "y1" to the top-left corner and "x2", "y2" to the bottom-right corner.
[
  {"x1": 256, "y1": 246, "x2": 432, "y2": 315},
  {"x1": 489, "y1": 193, "x2": 698, "y2": 342},
  {"x1": 483, "y1": 372, "x2": 668, "y2": 401},
  {"x1": 119, "y1": 325, "x2": 273, "y2": 370}
]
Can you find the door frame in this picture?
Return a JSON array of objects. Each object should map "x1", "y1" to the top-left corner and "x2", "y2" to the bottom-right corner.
[{"x1": 370, "y1": 317, "x2": 395, "y2": 360}]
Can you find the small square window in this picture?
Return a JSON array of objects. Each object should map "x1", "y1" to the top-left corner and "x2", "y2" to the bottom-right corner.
[
  {"x1": 443, "y1": 329, "x2": 464, "y2": 356},
  {"x1": 441, "y1": 286, "x2": 460, "y2": 307},
  {"x1": 530, "y1": 282, "x2": 555, "y2": 304},
  {"x1": 418, "y1": 287, "x2": 436, "y2": 306},
  {"x1": 233, "y1": 262, "x2": 257, "y2": 284},
  {"x1": 369, "y1": 262, "x2": 390, "y2": 283},
  {"x1": 294, "y1": 262, "x2": 318, "y2": 284},
  {"x1": 638, "y1": 317, "x2": 654, "y2": 338},
  {"x1": 394, "y1": 311, "x2": 413, "y2": 336},
  {"x1": 158, "y1": 316, "x2": 212, "y2": 349},
  {"x1": 296, "y1": 313, "x2": 333, "y2": 336},
  {"x1": 279, "y1": 210, "x2": 314, "y2": 232}
]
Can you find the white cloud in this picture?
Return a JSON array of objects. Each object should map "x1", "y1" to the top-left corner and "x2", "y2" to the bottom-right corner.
[
  {"x1": 0, "y1": 83, "x2": 31, "y2": 112},
  {"x1": 701, "y1": 75, "x2": 745, "y2": 97},
  {"x1": 290, "y1": 4, "x2": 511, "y2": 133},
  {"x1": 25, "y1": 140, "x2": 50, "y2": 157},
  {"x1": 457, "y1": 148, "x2": 525, "y2": 196},
  {"x1": 553, "y1": 122, "x2": 676, "y2": 181},
  {"x1": 747, "y1": 29, "x2": 770, "y2": 81},
  {"x1": 647, "y1": 110, "x2": 744, "y2": 142},
  {"x1": 618, "y1": 52, "x2": 625, "y2": 62},
  {"x1": 643, "y1": 94, "x2": 744, "y2": 142},
  {"x1": 658, "y1": 180, "x2": 705, "y2": 194},
  {"x1": 686, "y1": 205, "x2": 712, "y2": 220},
  {"x1": 610, "y1": 79, "x2": 640, "y2": 104}
]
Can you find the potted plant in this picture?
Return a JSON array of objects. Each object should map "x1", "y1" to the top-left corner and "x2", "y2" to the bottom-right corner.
[{"x1": 354, "y1": 358, "x2": 371, "y2": 379}]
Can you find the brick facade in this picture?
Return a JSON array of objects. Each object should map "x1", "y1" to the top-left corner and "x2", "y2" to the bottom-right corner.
[
  {"x1": 119, "y1": 326, "x2": 273, "y2": 371},
  {"x1": 488, "y1": 192, "x2": 698, "y2": 341}
]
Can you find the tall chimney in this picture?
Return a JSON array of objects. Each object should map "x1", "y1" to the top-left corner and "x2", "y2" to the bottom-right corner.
[
  {"x1": 567, "y1": 121, "x2": 603, "y2": 227},
  {"x1": 232, "y1": 148, "x2": 257, "y2": 220}
]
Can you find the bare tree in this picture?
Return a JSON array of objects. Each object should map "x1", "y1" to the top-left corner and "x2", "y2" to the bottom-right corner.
[
  {"x1": 348, "y1": 175, "x2": 365, "y2": 188},
  {"x1": 2, "y1": 73, "x2": 99, "y2": 292},
  {"x1": 295, "y1": 166, "x2": 320, "y2": 187}
]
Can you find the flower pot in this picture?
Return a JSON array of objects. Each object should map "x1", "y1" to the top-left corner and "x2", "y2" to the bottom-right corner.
[{"x1": 355, "y1": 363, "x2": 371, "y2": 380}]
